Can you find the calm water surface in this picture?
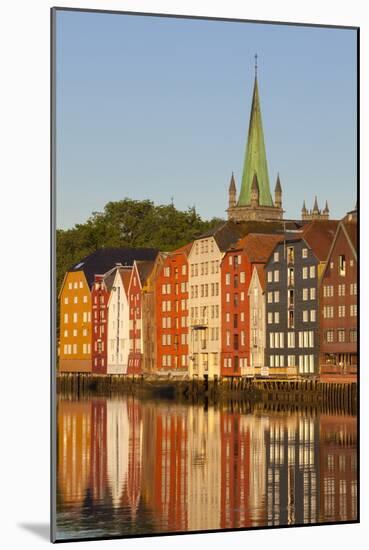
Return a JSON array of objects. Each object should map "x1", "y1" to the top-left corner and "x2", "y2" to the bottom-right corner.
[{"x1": 56, "y1": 396, "x2": 357, "y2": 540}]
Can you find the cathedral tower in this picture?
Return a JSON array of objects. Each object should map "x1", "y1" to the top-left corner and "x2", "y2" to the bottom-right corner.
[{"x1": 227, "y1": 56, "x2": 284, "y2": 222}]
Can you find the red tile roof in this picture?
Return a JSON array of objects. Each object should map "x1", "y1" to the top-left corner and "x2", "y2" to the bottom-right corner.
[
  {"x1": 236, "y1": 233, "x2": 284, "y2": 263},
  {"x1": 343, "y1": 221, "x2": 357, "y2": 253},
  {"x1": 302, "y1": 220, "x2": 339, "y2": 261},
  {"x1": 171, "y1": 242, "x2": 193, "y2": 257}
]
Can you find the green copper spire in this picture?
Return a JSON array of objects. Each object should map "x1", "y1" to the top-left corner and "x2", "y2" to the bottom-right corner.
[{"x1": 238, "y1": 72, "x2": 273, "y2": 207}]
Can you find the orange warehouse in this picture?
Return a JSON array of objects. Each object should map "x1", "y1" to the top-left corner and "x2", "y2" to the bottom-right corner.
[{"x1": 58, "y1": 248, "x2": 158, "y2": 372}]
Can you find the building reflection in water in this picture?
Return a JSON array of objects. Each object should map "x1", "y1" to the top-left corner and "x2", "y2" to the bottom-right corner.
[
  {"x1": 57, "y1": 398, "x2": 357, "y2": 539},
  {"x1": 319, "y1": 414, "x2": 357, "y2": 523}
]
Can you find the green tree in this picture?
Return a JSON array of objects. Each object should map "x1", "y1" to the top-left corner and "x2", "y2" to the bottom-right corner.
[{"x1": 56, "y1": 198, "x2": 223, "y2": 296}]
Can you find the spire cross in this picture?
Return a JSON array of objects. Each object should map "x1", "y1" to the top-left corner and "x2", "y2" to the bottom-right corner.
[{"x1": 254, "y1": 53, "x2": 258, "y2": 77}]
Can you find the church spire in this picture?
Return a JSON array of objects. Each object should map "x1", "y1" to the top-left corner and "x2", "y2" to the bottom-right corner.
[{"x1": 238, "y1": 58, "x2": 273, "y2": 207}]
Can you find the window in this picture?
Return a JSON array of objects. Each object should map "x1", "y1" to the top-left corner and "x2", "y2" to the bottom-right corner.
[
  {"x1": 303, "y1": 288, "x2": 308, "y2": 301},
  {"x1": 288, "y1": 355, "x2": 295, "y2": 366},
  {"x1": 350, "y1": 304, "x2": 357, "y2": 317},
  {"x1": 226, "y1": 293, "x2": 230, "y2": 303},
  {"x1": 182, "y1": 264, "x2": 187, "y2": 275},
  {"x1": 73, "y1": 329, "x2": 77, "y2": 337},
  {"x1": 229, "y1": 256, "x2": 233, "y2": 266},
  {"x1": 64, "y1": 313, "x2": 68, "y2": 323},
  {"x1": 83, "y1": 295, "x2": 88, "y2": 303},
  {"x1": 288, "y1": 267, "x2": 294, "y2": 286},
  {"x1": 267, "y1": 292, "x2": 273, "y2": 303},
  {"x1": 338, "y1": 284, "x2": 346, "y2": 296},
  {"x1": 310, "y1": 287, "x2": 316, "y2": 300},
  {"x1": 309, "y1": 331, "x2": 314, "y2": 347},
  {"x1": 299, "y1": 331, "x2": 304, "y2": 348},
  {"x1": 73, "y1": 296, "x2": 78, "y2": 304},
  {"x1": 240, "y1": 271, "x2": 246, "y2": 283},
  {"x1": 288, "y1": 310, "x2": 294, "y2": 329},
  {"x1": 323, "y1": 285, "x2": 334, "y2": 297},
  {"x1": 339, "y1": 255, "x2": 346, "y2": 276},
  {"x1": 251, "y1": 329, "x2": 257, "y2": 347},
  {"x1": 302, "y1": 267, "x2": 308, "y2": 279},
  {"x1": 234, "y1": 334, "x2": 239, "y2": 350},
  {"x1": 226, "y1": 331, "x2": 231, "y2": 346},
  {"x1": 310, "y1": 310, "x2": 316, "y2": 322},
  {"x1": 68, "y1": 282, "x2": 72, "y2": 290},
  {"x1": 309, "y1": 355, "x2": 314, "y2": 373},
  {"x1": 64, "y1": 297, "x2": 69, "y2": 305},
  {"x1": 73, "y1": 312, "x2": 78, "y2": 323},
  {"x1": 287, "y1": 247, "x2": 294, "y2": 264},
  {"x1": 304, "y1": 331, "x2": 309, "y2": 347},
  {"x1": 269, "y1": 333, "x2": 275, "y2": 349},
  {"x1": 323, "y1": 306, "x2": 334, "y2": 319},
  {"x1": 73, "y1": 282, "x2": 78, "y2": 289},
  {"x1": 287, "y1": 332, "x2": 295, "y2": 348},
  {"x1": 350, "y1": 283, "x2": 357, "y2": 295},
  {"x1": 63, "y1": 330, "x2": 68, "y2": 337},
  {"x1": 274, "y1": 270, "x2": 279, "y2": 282},
  {"x1": 268, "y1": 312, "x2": 273, "y2": 324},
  {"x1": 225, "y1": 273, "x2": 231, "y2": 285},
  {"x1": 310, "y1": 266, "x2": 316, "y2": 278},
  {"x1": 349, "y1": 329, "x2": 357, "y2": 343},
  {"x1": 79, "y1": 281, "x2": 83, "y2": 289},
  {"x1": 274, "y1": 252, "x2": 279, "y2": 262},
  {"x1": 274, "y1": 291, "x2": 279, "y2": 303},
  {"x1": 164, "y1": 266, "x2": 170, "y2": 277},
  {"x1": 274, "y1": 312, "x2": 279, "y2": 324},
  {"x1": 338, "y1": 305, "x2": 346, "y2": 318},
  {"x1": 270, "y1": 355, "x2": 275, "y2": 367},
  {"x1": 267, "y1": 271, "x2": 273, "y2": 283},
  {"x1": 303, "y1": 310, "x2": 308, "y2": 322},
  {"x1": 338, "y1": 329, "x2": 345, "y2": 343},
  {"x1": 325, "y1": 330, "x2": 334, "y2": 343},
  {"x1": 241, "y1": 292, "x2": 245, "y2": 302},
  {"x1": 302, "y1": 248, "x2": 308, "y2": 258}
]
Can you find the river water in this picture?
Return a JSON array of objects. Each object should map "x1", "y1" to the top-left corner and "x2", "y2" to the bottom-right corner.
[{"x1": 56, "y1": 395, "x2": 357, "y2": 541}]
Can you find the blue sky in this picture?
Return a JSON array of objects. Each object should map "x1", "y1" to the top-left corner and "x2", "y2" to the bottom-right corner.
[{"x1": 55, "y1": 10, "x2": 357, "y2": 229}]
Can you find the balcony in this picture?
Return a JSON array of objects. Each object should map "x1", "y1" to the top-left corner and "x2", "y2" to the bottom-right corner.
[{"x1": 191, "y1": 317, "x2": 208, "y2": 329}]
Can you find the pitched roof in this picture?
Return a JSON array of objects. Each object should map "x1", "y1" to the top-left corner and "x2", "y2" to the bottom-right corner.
[
  {"x1": 103, "y1": 268, "x2": 118, "y2": 292},
  {"x1": 229, "y1": 172, "x2": 236, "y2": 192},
  {"x1": 172, "y1": 242, "x2": 193, "y2": 257},
  {"x1": 343, "y1": 221, "x2": 357, "y2": 253},
  {"x1": 235, "y1": 233, "x2": 284, "y2": 262},
  {"x1": 135, "y1": 260, "x2": 156, "y2": 286},
  {"x1": 118, "y1": 267, "x2": 133, "y2": 294},
  {"x1": 198, "y1": 219, "x2": 301, "y2": 253},
  {"x1": 301, "y1": 220, "x2": 339, "y2": 261},
  {"x1": 197, "y1": 221, "x2": 245, "y2": 252},
  {"x1": 68, "y1": 247, "x2": 158, "y2": 288},
  {"x1": 254, "y1": 264, "x2": 266, "y2": 292},
  {"x1": 274, "y1": 173, "x2": 282, "y2": 193},
  {"x1": 238, "y1": 76, "x2": 273, "y2": 207}
]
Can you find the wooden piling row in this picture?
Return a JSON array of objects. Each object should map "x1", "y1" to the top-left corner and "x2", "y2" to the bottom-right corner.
[{"x1": 56, "y1": 373, "x2": 357, "y2": 414}]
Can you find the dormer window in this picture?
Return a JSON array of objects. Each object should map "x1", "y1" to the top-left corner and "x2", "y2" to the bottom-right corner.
[{"x1": 339, "y1": 255, "x2": 346, "y2": 276}]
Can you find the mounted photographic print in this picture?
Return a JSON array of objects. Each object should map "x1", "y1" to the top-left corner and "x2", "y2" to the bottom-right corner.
[{"x1": 51, "y1": 7, "x2": 359, "y2": 543}]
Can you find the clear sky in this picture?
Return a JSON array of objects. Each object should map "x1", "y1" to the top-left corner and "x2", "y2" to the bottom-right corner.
[{"x1": 55, "y1": 9, "x2": 357, "y2": 229}]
